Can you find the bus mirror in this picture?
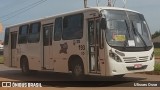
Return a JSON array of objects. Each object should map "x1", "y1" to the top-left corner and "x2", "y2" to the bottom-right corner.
[{"x1": 100, "y1": 18, "x2": 107, "y2": 30}]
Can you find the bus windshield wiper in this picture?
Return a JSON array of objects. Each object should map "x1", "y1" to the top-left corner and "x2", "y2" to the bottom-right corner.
[
  {"x1": 131, "y1": 21, "x2": 148, "y2": 50},
  {"x1": 123, "y1": 20, "x2": 130, "y2": 51}
]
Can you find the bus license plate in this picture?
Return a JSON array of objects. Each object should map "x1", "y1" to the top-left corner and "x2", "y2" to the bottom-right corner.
[{"x1": 134, "y1": 64, "x2": 142, "y2": 69}]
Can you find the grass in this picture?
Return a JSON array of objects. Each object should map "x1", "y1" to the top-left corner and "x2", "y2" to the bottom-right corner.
[
  {"x1": 154, "y1": 63, "x2": 160, "y2": 71},
  {"x1": 154, "y1": 48, "x2": 160, "y2": 58},
  {"x1": 0, "y1": 55, "x2": 4, "y2": 64},
  {"x1": 141, "y1": 63, "x2": 160, "y2": 75}
]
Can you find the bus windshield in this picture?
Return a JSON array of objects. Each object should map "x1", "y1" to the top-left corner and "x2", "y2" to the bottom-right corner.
[{"x1": 101, "y1": 10, "x2": 153, "y2": 51}]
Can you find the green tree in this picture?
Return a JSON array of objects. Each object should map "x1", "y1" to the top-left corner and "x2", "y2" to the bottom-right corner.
[{"x1": 152, "y1": 30, "x2": 160, "y2": 39}]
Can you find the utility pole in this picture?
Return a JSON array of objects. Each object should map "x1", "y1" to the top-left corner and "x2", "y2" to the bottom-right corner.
[
  {"x1": 123, "y1": 0, "x2": 127, "y2": 8},
  {"x1": 84, "y1": 0, "x2": 87, "y2": 8},
  {"x1": 96, "y1": 0, "x2": 100, "y2": 6},
  {"x1": 108, "y1": 0, "x2": 112, "y2": 7}
]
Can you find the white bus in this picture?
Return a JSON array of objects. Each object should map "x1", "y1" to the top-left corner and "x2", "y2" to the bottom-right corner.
[{"x1": 4, "y1": 7, "x2": 155, "y2": 78}]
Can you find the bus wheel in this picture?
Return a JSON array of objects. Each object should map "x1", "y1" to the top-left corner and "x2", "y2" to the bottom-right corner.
[
  {"x1": 72, "y1": 61, "x2": 84, "y2": 80},
  {"x1": 21, "y1": 58, "x2": 30, "y2": 75}
]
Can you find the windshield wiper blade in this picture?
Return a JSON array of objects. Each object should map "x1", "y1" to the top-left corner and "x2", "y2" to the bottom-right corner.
[
  {"x1": 131, "y1": 22, "x2": 148, "y2": 50},
  {"x1": 123, "y1": 20, "x2": 130, "y2": 51}
]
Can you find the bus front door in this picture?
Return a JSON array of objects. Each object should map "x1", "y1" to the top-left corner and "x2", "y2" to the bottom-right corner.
[
  {"x1": 11, "y1": 32, "x2": 17, "y2": 67},
  {"x1": 88, "y1": 19, "x2": 106, "y2": 75},
  {"x1": 43, "y1": 24, "x2": 54, "y2": 70}
]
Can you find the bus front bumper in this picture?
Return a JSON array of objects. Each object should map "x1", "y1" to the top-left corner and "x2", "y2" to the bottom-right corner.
[{"x1": 110, "y1": 60, "x2": 155, "y2": 76}]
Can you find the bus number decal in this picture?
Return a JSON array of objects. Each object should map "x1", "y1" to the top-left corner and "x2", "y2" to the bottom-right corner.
[
  {"x1": 79, "y1": 45, "x2": 85, "y2": 50},
  {"x1": 81, "y1": 52, "x2": 85, "y2": 55}
]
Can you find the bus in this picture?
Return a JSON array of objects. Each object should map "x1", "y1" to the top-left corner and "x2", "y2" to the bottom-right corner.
[{"x1": 4, "y1": 7, "x2": 155, "y2": 78}]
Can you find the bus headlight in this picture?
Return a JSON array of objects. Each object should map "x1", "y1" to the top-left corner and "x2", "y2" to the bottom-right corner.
[
  {"x1": 109, "y1": 50, "x2": 122, "y2": 62},
  {"x1": 150, "y1": 52, "x2": 154, "y2": 60}
]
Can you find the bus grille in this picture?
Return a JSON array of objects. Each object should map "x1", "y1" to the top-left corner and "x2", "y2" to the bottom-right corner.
[{"x1": 123, "y1": 56, "x2": 149, "y2": 63}]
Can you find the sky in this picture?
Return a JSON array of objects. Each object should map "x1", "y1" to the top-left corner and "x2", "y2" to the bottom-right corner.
[{"x1": 0, "y1": 0, "x2": 160, "y2": 40}]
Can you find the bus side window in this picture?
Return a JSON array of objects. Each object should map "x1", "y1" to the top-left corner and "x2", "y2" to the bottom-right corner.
[
  {"x1": 88, "y1": 21, "x2": 94, "y2": 45},
  {"x1": 43, "y1": 25, "x2": 53, "y2": 46},
  {"x1": 62, "y1": 13, "x2": 84, "y2": 40},
  {"x1": 4, "y1": 28, "x2": 10, "y2": 45},
  {"x1": 18, "y1": 25, "x2": 29, "y2": 44},
  {"x1": 98, "y1": 20, "x2": 104, "y2": 49},
  {"x1": 54, "y1": 17, "x2": 62, "y2": 41},
  {"x1": 28, "y1": 22, "x2": 41, "y2": 43}
]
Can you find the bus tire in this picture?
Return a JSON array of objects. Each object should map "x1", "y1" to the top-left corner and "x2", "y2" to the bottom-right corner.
[
  {"x1": 72, "y1": 60, "x2": 84, "y2": 80},
  {"x1": 21, "y1": 58, "x2": 30, "y2": 75}
]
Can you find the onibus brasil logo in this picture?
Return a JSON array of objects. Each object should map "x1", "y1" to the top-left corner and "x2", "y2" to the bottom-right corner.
[{"x1": 2, "y1": 82, "x2": 42, "y2": 87}]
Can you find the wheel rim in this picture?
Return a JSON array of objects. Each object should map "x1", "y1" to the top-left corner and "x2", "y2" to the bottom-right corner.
[
  {"x1": 22, "y1": 63, "x2": 26, "y2": 72},
  {"x1": 74, "y1": 64, "x2": 82, "y2": 76},
  {"x1": 22, "y1": 61, "x2": 28, "y2": 73}
]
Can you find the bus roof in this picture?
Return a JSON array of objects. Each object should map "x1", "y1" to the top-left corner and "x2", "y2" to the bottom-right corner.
[
  {"x1": 7, "y1": 7, "x2": 140, "y2": 28},
  {"x1": 92, "y1": 7, "x2": 140, "y2": 13}
]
